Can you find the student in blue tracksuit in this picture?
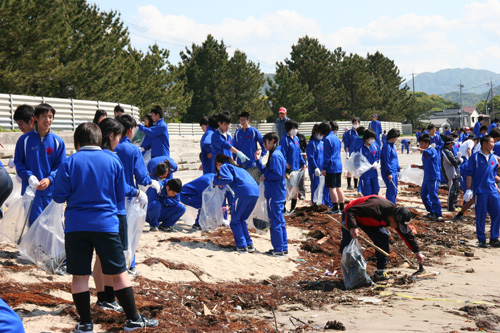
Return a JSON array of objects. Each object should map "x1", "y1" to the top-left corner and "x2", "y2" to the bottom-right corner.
[
  {"x1": 488, "y1": 118, "x2": 499, "y2": 134},
  {"x1": 478, "y1": 125, "x2": 488, "y2": 138},
  {"x1": 0, "y1": 297, "x2": 25, "y2": 332},
  {"x1": 234, "y1": 111, "x2": 266, "y2": 182},
  {"x1": 146, "y1": 179, "x2": 185, "y2": 232},
  {"x1": 199, "y1": 115, "x2": 216, "y2": 174},
  {"x1": 320, "y1": 121, "x2": 345, "y2": 214},
  {"x1": 140, "y1": 114, "x2": 153, "y2": 156},
  {"x1": 255, "y1": 132, "x2": 288, "y2": 256},
  {"x1": 415, "y1": 129, "x2": 422, "y2": 145},
  {"x1": 354, "y1": 129, "x2": 381, "y2": 196},
  {"x1": 381, "y1": 129, "x2": 401, "y2": 204},
  {"x1": 137, "y1": 106, "x2": 170, "y2": 158},
  {"x1": 369, "y1": 114, "x2": 382, "y2": 146},
  {"x1": 14, "y1": 103, "x2": 66, "y2": 225},
  {"x1": 52, "y1": 122, "x2": 158, "y2": 332},
  {"x1": 443, "y1": 126, "x2": 451, "y2": 136},
  {"x1": 465, "y1": 135, "x2": 500, "y2": 248},
  {"x1": 382, "y1": 130, "x2": 387, "y2": 143},
  {"x1": 14, "y1": 104, "x2": 35, "y2": 133},
  {"x1": 147, "y1": 155, "x2": 178, "y2": 181},
  {"x1": 428, "y1": 124, "x2": 445, "y2": 183},
  {"x1": 214, "y1": 154, "x2": 259, "y2": 252},
  {"x1": 306, "y1": 125, "x2": 331, "y2": 207},
  {"x1": 343, "y1": 117, "x2": 360, "y2": 190},
  {"x1": 412, "y1": 133, "x2": 443, "y2": 221},
  {"x1": 451, "y1": 133, "x2": 461, "y2": 155},
  {"x1": 400, "y1": 138, "x2": 410, "y2": 154},
  {"x1": 280, "y1": 120, "x2": 306, "y2": 212},
  {"x1": 180, "y1": 173, "x2": 216, "y2": 230},
  {"x1": 210, "y1": 113, "x2": 249, "y2": 173},
  {"x1": 473, "y1": 116, "x2": 484, "y2": 137}
]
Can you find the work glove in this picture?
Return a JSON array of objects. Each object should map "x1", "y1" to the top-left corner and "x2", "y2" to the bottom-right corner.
[
  {"x1": 372, "y1": 161, "x2": 379, "y2": 169},
  {"x1": 150, "y1": 179, "x2": 161, "y2": 194},
  {"x1": 456, "y1": 152, "x2": 462, "y2": 158},
  {"x1": 346, "y1": 152, "x2": 350, "y2": 159},
  {"x1": 138, "y1": 190, "x2": 148, "y2": 206},
  {"x1": 28, "y1": 175, "x2": 40, "y2": 188},
  {"x1": 463, "y1": 190, "x2": 473, "y2": 202},
  {"x1": 431, "y1": 143, "x2": 436, "y2": 148},
  {"x1": 314, "y1": 168, "x2": 321, "y2": 177},
  {"x1": 8, "y1": 158, "x2": 14, "y2": 168},
  {"x1": 236, "y1": 151, "x2": 250, "y2": 163}
]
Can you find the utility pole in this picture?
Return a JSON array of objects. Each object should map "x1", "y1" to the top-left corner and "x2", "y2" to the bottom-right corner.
[
  {"x1": 458, "y1": 81, "x2": 464, "y2": 128},
  {"x1": 412, "y1": 72, "x2": 415, "y2": 97},
  {"x1": 491, "y1": 80, "x2": 494, "y2": 118}
]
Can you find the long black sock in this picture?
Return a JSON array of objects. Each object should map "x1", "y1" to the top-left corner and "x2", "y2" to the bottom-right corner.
[
  {"x1": 72, "y1": 291, "x2": 91, "y2": 323},
  {"x1": 115, "y1": 287, "x2": 139, "y2": 321},
  {"x1": 104, "y1": 285, "x2": 115, "y2": 303},
  {"x1": 354, "y1": 178, "x2": 358, "y2": 188},
  {"x1": 347, "y1": 177, "x2": 352, "y2": 187},
  {"x1": 332, "y1": 203, "x2": 339, "y2": 211},
  {"x1": 339, "y1": 202, "x2": 345, "y2": 211},
  {"x1": 291, "y1": 199, "x2": 297, "y2": 211},
  {"x1": 97, "y1": 291, "x2": 106, "y2": 303}
]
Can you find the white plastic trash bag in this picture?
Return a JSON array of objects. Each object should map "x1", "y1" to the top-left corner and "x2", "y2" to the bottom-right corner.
[
  {"x1": 341, "y1": 239, "x2": 373, "y2": 290},
  {"x1": 199, "y1": 185, "x2": 228, "y2": 231},
  {"x1": 248, "y1": 182, "x2": 271, "y2": 233},
  {"x1": 3, "y1": 175, "x2": 22, "y2": 210},
  {"x1": 124, "y1": 198, "x2": 147, "y2": 268},
  {"x1": 312, "y1": 175, "x2": 325, "y2": 205},
  {"x1": 143, "y1": 149, "x2": 152, "y2": 167},
  {"x1": 18, "y1": 200, "x2": 65, "y2": 274},
  {"x1": 400, "y1": 164, "x2": 424, "y2": 185},
  {"x1": 0, "y1": 185, "x2": 36, "y2": 244},
  {"x1": 344, "y1": 152, "x2": 372, "y2": 179},
  {"x1": 286, "y1": 169, "x2": 304, "y2": 201}
]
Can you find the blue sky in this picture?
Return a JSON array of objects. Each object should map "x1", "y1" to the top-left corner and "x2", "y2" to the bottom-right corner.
[{"x1": 90, "y1": 0, "x2": 500, "y2": 83}]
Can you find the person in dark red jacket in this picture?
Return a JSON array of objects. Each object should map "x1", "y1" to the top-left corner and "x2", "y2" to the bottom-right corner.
[{"x1": 339, "y1": 195, "x2": 425, "y2": 281}]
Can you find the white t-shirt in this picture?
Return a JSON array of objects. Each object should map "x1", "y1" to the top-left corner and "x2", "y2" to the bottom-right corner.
[{"x1": 459, "y1": 139, "x2": 474, "y2": 158}]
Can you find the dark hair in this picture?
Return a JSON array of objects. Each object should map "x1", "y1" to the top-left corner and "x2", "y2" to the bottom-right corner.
[
  {"x1": 478, "y1": 116, "x2": 484, "y2": 121},
  {"x1": 214, "y1": 153, "x2": 238, "y2": 174},
  {"x1": 451, "y1": 132, "x2": 459, "y2": 139},
  {"x1": 221, "y1": 110, "x2": 231, "y2": 118},
  {"x1": 153, "y1": 158, "x2": 171, "y2": 178},
  {"x1": 166, "y1": 179, "x2": 183, "y2": 193},
  {"x1": 318, "y1": 122, "x2": 331, "y2": 136},
  {"x1": 218, "y1": 113, "x2": 231, "y2": 125},
  {"x1": 98, "y1": 118, "x2": 124, "y2": 150},
  {"x1": 14, "y1": 104, "x2": 34, "y2": 123},
  {"x1": 480, "y1": 135, "x2": 492, "y2": 147},
  {"x1": 208, "y1": 114, "x2": 219, "y2": 129},
  {"x1": 116, "y1": 114, "x2": 137, "y2": 136},
  {"x1": 351, "y1": 117, "x2": 360, "y2": 124},
  {"x1": 442, "y1": 135, "x2": 453, "y2": 145},
  {"x1": 199, "y1": 116, "x2": 209, "y2": 126},
  {"x1": 34, "y1": 103, "x2": 55, "y2": 117},
  {"x1": 386, "y1": 128, "x2": 400, "y2": 140},
  {"x1": 284, "y1": 120, "x2": 298, "y2": 133},
  {"x1": 480, "y1": 125, "x2": 488, "y2": 132},
  {"x1": 238, "y1": 111, "x2": 250, "y2": 119},
  {"x1": 418, "y1": 133, "x2": 431, "y2": 143},
  {"x1": 329, "y1": 121, "x2": 338, "y2": 132},
  {"x1": 151, "y1": 106, "x2": 164, "y2": 119},
  {"x1": 310, "y1": 124, "x2": 319, "y2": 141},
  {"x1": 490, "y1": 128, "x2": 500, "y2": 138},
  {"x1": 262, "y1": 132, "x2": 280, "y2": 168},
  {"x1": 74, "y1": 122, "x2": 102, "y2": 150},
  {"x1": 493, "y1": 118, "x2": 499, "y2": 123},
  {"x1": 427, "y1": 124, "x2": 435, "y2": 130},
  {"x1": 144, "y1": 113, "x2": 154, "y2": 128},
  {"x1": 93, "y1": 109, "x2": 107, "y2": 124},
  {"x1": 363, "y1": 128, "x2": 376, "y2": 141},
  {"x1": 356, "y1": 126, "x2": 366, "y2": 136},
  {"x1": 114, "y1": 105, "x2": 125, "y2": 114}
]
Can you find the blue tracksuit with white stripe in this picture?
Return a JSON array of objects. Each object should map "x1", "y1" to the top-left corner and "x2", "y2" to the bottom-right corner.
[
  {"x1": 147, "y1": 155, "x2": 177, "y2": 180},
  {"x1": 214, "y1": 164, "x2": 259, "y2": 249},
  {"x1": 381, "y1": 141, "x2": 400, "y2": 204},
  {"x1": 180, "y1": 173, "x2": 216, "y2": 226},
  {"x1": 146, "y1": 178, "x2": 185, "y2": 228},
  {"x1": 200, "y1": 127, "x2": 214, "y2": 174},
  {"x1": 256, "y1": 146, "x2": 288, "y2": 252},
  {"x1": 421, "y1": 147, "x2": 442, "y2": 217},
  {"x1": 211, "y1": 129, "x2": 233, "y2": 173},
  {"x1": 234, "y1": 126, "x2": 266, "y2": 169},
  {"x1": 466, "y1": 151, "x2": 500, "y2": 243},
  {"x1": 355, "y1": 142, "x2": 380, "y2": 196},
  {"x1": 14, "y1": 129, "x2": 66, "y2": 225},
  {"x1": 115, "y1": 137, "x2": 152, "y2": 188},
  {"x1": 306, "y1": 138, "x2": 331, "y2": 206},
  {"x1": 280, "y1": 135, "x2": 305, "y2": 171},
  {"x1": 369, "y1": 120, "x2": 382, "y2": 146},
  {"x1": 138, "y1": 118, "x2": 170, "y2": 158}
]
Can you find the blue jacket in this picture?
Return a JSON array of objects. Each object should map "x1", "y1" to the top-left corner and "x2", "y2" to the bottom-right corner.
[
  {"x1": 466, "y1": 151, "x2": 499, "y2": 194},
  {"x1": 343, "y1": 128, "x2": 358, "y2": 153},
  {"x1": 147, "y1": 155, "x2": 177, "y2": 180},
  {"x1": 52, "y1": 147, "x2": 124, "y2": 233},
  {"x1": 233, "y1": 126, "x2": 266, "y2": 168},
  {"x1": 488, "y1": 123, "x2": 497, "y2": 134},
  {"x1": 275, "y1": 116, "x2": 289, "y2": 142},
  {"x1": 200, "y1": 127, "x2": 214, "y2": 174},
  {"x1": 355, "y1": 142, "x2": 380, "y2": 179},
  {"x1": 369, "y1": 120, "x2": 382, "y2": 138},
  {"x1": 430, "y1": 134, "x2": 444, "y2": 150},
  {"x1": 146, "y1": 178, "x2": 181, "y2": 207},
  {"x1": 306, "y1": 138, "x2": 323, "y2": 177},
  {"x1": 14, "y1": 129, "x2": 66, "y2": 196},
  {"x1": 422, "y1": 147, "x2": 441, "y2": 181},
  {"x1": 140, "y1": 135, "x2": 152, "y2": 154},
  {"x1": 138, "y1": 118, "x2": 170, "y2": 158},
  {"x1": 115, "y1": 137, "x2": 152, "y2": 188},
  {"x1": 214, "y1": 164, "x2": 259, "y2": 199},
  {"x1": 211, "y1": 129, "x2": 233, "y2": 172},
  {"x1": 473, "y1": 121, "x2": 481, "y2": 137},
  {"x1": 256, "y1": 146, "x2": 286, "y2": 200},
  {"x1": 322, "y1": 131, "x2": 342, "y2": 173},
  {"x1": 401, "y1": 139, "x2": 409, "y2": 147},
  {"x1": 381, "y1": 142, "x2": 400, "y2": 175},
  {"x1": 452, "y1": 142, "x2": 460, "y2": 155},
  {"x1": 444, "y1": 129, "x2": 452, "y2": 136},
  {"x1": 0, "y1": 298, "x2": 25, "y2": 333},
  {"x1": 493, "y1": 142, "x2": 500, "y2": 156},
  {"x1": 180, "y1": 173, "x2": 215, "y2": 200},
  {"x1": 280, "y1": 135, "x2": 305, "y2": 171}
]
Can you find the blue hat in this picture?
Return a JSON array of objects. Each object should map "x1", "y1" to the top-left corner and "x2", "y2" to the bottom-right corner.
[{"x1": 372, "y1": 114, "x2": 378, "y2": 117}]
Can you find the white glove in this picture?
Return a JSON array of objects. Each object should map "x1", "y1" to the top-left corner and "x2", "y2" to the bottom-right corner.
[
  {"x1": 28, "y1": 175, "x2": 40, "y2": 187},
  {"x1": 346, "y1": 152, "x2": 350, "y2": 159},
  {"x1": 314, "y1": 168, "x2": 321, "y2": 177},
  {"x1": 8, "y1": 158, "x2": 14, "y2": 168},
  {"x1": 464, "y1": 190, "x2": 473, "y2": 202},
  {"x1": 138, "y1": 190, "x2": 148, "y2": 206},
  {"x1": 236, "y1": 151, "x2": 250, "y2": 162},
  {"x1": 431, "y1": 143, "x2": 436, "y2": 148},
  {"x1": 150, "y1": 179, "x2": 161, "y2": 194},
  {"x1": 372, "y1": 161, "x2": 379, "y2": 169},
  {"x1": 456, "y1": 152, "x2": 462, "y2": 158}
]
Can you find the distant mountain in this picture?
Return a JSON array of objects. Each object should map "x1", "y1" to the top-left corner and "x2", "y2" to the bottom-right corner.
[{"x1": 402, "y1": 68, "x2": 500, "y2": 95}]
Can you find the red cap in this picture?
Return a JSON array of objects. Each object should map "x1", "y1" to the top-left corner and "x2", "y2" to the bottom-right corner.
[{"x1": 279, "y1": 107, "x2": 287, "y2": 114}]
